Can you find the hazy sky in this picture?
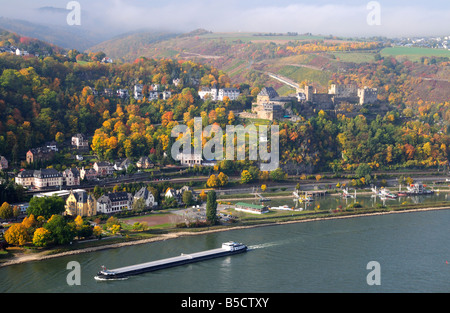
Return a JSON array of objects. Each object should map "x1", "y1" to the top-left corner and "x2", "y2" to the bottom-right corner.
[{"x1": 1, "y1": 0, "x2": 450, "y2": 37}]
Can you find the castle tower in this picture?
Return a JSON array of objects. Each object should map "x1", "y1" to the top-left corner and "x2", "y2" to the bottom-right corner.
[{"x1": 305, "y1": 85, "x2": 314, "y2": 102}]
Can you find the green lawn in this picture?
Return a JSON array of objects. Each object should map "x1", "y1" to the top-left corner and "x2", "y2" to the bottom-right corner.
[
  {"x1": 277, "y1": 65, "x2": 331, "y2": 87},
  {"x1": 381, "y1": 47, "x2": 450, "y2": 62},
  {"x1": 199, "y1": 32, "x2": 325, "y2": 43},
  {"x1": 331, "y1": 51, "x2": 378, "y2": 63}
]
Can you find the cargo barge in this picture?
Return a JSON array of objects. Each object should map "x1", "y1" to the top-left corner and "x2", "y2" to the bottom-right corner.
[{"x1": 94, "y1": 241, "x2": 247, "y2": 280}]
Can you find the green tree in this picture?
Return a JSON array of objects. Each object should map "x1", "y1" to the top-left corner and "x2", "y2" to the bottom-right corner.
[
  {"x1": 355, "y1": 163, "x2": 372, "y2": 179},
  {"x1": 206, "y1": 190, "x2": 218, "y2": 225},
  {"x1": 27, "y1": 196, "x2": 65, "y2": 219},
  {"x1": 269, "y1": 168, "x2": 287, "y2": 181},
  {"x1": 182, "y1": 190, "x2": 193, "y2": 207},
  {"x1": 44, "y1": 215, "x2": 76, "y2": 245}
]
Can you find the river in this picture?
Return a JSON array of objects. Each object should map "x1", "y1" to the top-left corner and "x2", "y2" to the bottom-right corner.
[{"x1": 1, "y1": 193, "x2": 450, "y2": 293}]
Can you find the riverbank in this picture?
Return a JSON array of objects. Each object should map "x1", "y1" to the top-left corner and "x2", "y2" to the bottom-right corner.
[{"x1": 2, "y1": 204, "x2": 450, "y2": 268}]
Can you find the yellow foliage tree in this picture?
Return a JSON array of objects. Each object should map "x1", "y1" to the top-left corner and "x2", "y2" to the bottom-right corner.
[
  {"x1": 32, "y1": 227, "x2": 51, "y2": 247},
  {"x1": 199, "y1": 190, "x2": 207, "y2": 202},
  {"x1": 4, "y1": 223, "x2": 30, "y2": 246},
  {"x1": 206, "y1": 174, "x2": 219, "y2": 188}
]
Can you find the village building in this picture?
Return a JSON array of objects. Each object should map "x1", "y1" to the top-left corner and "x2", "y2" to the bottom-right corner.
[
  {"x1": 15, "y1": 170, "x2": 35, "y2": 187},
  {"x1": 93, "y1": 161, "x2": 114, "y2": 177},
  {"x1": 198, "y1": 86, "x2": 240, "y2": 101},
  {"x1": 116, "y1": 89, "x2": 129, "y2": 98},
  {"x1": 71, "y1": 133, "x2": 89, "y2": 150},
  {"x1": 79, "y1": 167, "x2": 98, "y2": 181},
  {"x1": 97, "y1": 192, "x2": 133, "y2": 214},
  {"x1": 26, "y1": 147, "x2": 55, "y2": 164},
  {"x1": 176, "y1": 153, "x2": 202, "y2": 167},
  {"x1": 133, "y1": 187, "x2": 157, "y2": 208},
  {"x1": 0, "y1": 156, "x2": 8, "y2": 170},
  {"x1": 136, "y1": 156, "x2": 154, "y2": 169},
  {"x1": 63, "y1": 168, "x2": 80, "y2": 186},
  {"x1": 32, "y1": 169, "x2": 64, "y2": 189},
  {"x1": 114, "y1": 158, "x2": 133, "y2": 171},
  {"x1": 65, "y1": 190, "x2": 97, "y2": 217},
  {"x1": 235, "y1": 202, "x2": 269, "y2": 214},
  {"x1": 165, "y1": 187, "x2": 178, "y2": 200},
  {"x1": 16, "y1": 169, "x2": 64, "y2": 189},
  {"x1": 134, "y1": 84, "x2": 143, "y2": 100}
]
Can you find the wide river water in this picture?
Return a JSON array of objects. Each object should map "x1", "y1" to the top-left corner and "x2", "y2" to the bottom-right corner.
[{"x1": 1, "y1": 192, "x2": 450, "y2": 293}]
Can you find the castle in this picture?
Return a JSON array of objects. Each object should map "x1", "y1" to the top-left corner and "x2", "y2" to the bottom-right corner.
[
  {"x1": 302, "y1": 84, "x2": 378, "y2": 106},
  {"x1": 251, "y1": 84, "x2": 378, "y2": 121}
]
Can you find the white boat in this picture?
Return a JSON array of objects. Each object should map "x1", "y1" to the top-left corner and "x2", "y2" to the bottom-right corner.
[
  {"x1": 406, "y1": 183, "x2": 434, "y2": 195},
  {"x1": 271, "y1": 205, "x2": 293, "y2": 211},
  {"x1": 379, "y1": 188, "x2": 397, "y2": 199},
  {"x1": 342, "y1": 188, "x2": 355, "y2": 198},
  {"x1": 293, "y1": 191, "x2": 313, "y2": 202}
]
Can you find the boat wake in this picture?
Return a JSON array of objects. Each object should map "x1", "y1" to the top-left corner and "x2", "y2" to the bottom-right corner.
[
  {"x1": 94, "y1": 276, "x2": 128, "y2": 281},
  {"x1": 248, "y1": 242, "x2": 281, "y2": 250}
]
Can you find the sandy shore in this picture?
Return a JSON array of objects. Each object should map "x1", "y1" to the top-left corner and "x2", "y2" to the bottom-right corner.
[{"x1": 2, "y1": 205, "x2": 450, "y2": 268}]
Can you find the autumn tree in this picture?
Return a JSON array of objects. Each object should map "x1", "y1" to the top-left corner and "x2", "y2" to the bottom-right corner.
[
  {"x1": 0, "y1": 202, "x2": 12, "y2": 219},
  {"x1": 240, "y1": 170, "x2": 253, "y2": 184},
  {"x1": 217, "y1": 172, "x2": 229, "y2": 187},
  {"x1": 199, "y1": 190, "x2": 207, "y2": 202},
  {"x1": 206, "y1": 174, "x2": 219, "y2": 188},
  {"x1": 32, "y1": 227, "x2": 51, "y2": 247},
  {"x1": 4, "y1": 223, "x2": 30, "y2": 246}
]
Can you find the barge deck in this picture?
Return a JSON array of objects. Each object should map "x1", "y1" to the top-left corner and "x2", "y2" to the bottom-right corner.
[{"x1": 94, "y1": 241, "x2": 247, "y2": 280}]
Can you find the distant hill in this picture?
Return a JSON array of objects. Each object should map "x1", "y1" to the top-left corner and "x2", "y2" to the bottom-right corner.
[
  {"x1": 86, "y1": 30, "x2": 450, "y2": 103},
  {"x1": 88, "y1": 30, "x2": 180, "y2": 61},
  {"x1": 0, "y1": 17, "x2": 109, "y2": 51}
]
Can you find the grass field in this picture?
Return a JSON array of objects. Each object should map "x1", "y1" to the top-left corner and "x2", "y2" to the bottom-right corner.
[
  {"x1": 331, "y1": 51, "x2": 377, "y2": 63},
  {"x1": 381, "y1": 47, "x2": 450, "y2": 62},
  {"x1": 199, "y1": 32, "x2": 325, "y2": 43},
  {"x1": 277, "y1": 65, "x2": 331, "y2": 88}
]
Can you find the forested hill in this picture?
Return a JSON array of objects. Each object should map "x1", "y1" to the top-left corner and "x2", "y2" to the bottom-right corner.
[
  {"x1": 1, "y1": 32, "x2": 450, "y2": 176},
  {"x1": 0, "y1": 52, "x2": 224, "y2": 164},
  {"x1": 0, "y1": 28, "x2": 66, "y2": 56}
]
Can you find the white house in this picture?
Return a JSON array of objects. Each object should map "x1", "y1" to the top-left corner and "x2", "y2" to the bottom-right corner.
[
  {"x1": 114, "y1": 159, "x2": 132, "y2": 171},
  {"x1": 165, "y1": 188, "x2": 177, "y2": 199},
  {"x1": 97, "y1": 192, "x2": 133, "y2": 214},
  {"x1": 133, "y1": 187, "x2": 157, "y2": 208},
  {"x1": 176, "y1": 153, "x2": 202, "y2": 167},
  {"x1": 116, "y1": 89, "x2": 129, "y2": 98},
  {"x1": 15, "y1": 48, "x2": 29, "y2": 56},
  {"x1": 198, "y1": 86, "x2": 218, "y2": 101},
  {"x1": 72, "y1": 133, "x2": 89, "y2": 150},
  {"x1": 218, "y1": 88, "x2": 240, "y2": 101},
  {"x1": 134, "y1": 84, "x2": 143, "y2": 100},
  {"x1": 199, "y1": 86, "x2": 239, "y2": 101}
]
